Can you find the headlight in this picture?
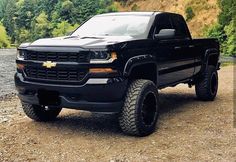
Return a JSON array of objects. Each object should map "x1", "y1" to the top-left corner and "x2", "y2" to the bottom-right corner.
[
  {"x1": 90, "y1": 51, "x2": 117, "y2": 64},
  {"x1": 16, "y1": 50, "x2": 26, "y2": 60}
]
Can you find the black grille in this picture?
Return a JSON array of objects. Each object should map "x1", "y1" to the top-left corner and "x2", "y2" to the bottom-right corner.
[
  {"x1": 24, "y1": 66, "x2": 88, "y2": 81},
  {"x1": 25, "y1": 51, "x2": 89, "y2": 62}
]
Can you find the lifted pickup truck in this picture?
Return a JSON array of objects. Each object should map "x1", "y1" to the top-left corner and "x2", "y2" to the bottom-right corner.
[{"x1": 15, "y1": 12, "x2": 220, "y2": 136}]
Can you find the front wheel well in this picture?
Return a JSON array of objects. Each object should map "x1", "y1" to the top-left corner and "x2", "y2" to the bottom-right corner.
[{"x1": 128, "y1": 63, "x2": 157, "y2": 84}]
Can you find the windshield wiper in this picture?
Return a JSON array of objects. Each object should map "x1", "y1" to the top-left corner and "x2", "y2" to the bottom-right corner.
[
  {"x1": 64, "y1": 35, "x2": 80, "y2": 39},
  {"x1": 64, "y1": 35, "x2": 105, "y2": 39},
  {"x1": 80, "y1": 36, "x2": 104, "y2": 39}
]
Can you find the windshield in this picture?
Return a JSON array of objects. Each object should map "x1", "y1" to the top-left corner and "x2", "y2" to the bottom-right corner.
[{"x1": 72, "y1": 15, "x2": 151, "y2": 38}]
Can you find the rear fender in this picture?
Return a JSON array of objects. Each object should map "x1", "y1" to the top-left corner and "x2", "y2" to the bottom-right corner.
[{"x1": 201, "y1": 48, "x2": 220, "y2": 73}]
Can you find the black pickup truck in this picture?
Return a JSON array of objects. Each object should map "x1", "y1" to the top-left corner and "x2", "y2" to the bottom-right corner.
[{"x1": 15, "y1": 12, "x2": 220, "y2": 136}]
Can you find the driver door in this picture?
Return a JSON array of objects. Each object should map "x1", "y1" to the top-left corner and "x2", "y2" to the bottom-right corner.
[{"x1": 153, "y1": 14, "x2": 195, "y2": 87}]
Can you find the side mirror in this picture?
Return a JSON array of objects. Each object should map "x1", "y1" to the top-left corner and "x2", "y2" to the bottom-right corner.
[{"x1": 155, "y1": 29, "x2": 176, "y2": 39}]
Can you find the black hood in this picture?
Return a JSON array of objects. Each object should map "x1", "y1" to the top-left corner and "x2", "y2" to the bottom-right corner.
[{"x1": 29, "y1": 36, "x2": 136, "y2": 49}]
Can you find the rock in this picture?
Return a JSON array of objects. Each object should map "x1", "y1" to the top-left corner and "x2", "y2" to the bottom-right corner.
[{"x1": 0, "y1": 118, "x2": 8, "y2": 123}]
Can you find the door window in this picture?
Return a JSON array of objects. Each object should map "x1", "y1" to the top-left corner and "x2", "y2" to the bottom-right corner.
[
  {"x1": 171, "y1": 15, "x2": 189, "y2": 39},
  {"x1": 154, "y1": 14, "x2": 173, "y2": 36}
]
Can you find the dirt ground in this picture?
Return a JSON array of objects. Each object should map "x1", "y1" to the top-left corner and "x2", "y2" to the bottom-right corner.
[{"x1": 0, "y1": 66, "x2": 235, "y2": 162}]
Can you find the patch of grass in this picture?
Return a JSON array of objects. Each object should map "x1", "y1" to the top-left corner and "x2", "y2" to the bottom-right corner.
[
  {"x1": 131, "y1": 3, "x2": 139, "y2": 11},
  {"x1": 186, "y1": 0, "x2": 210, "y2": 12},
  {"x1": 221, "y1": 62, "x2": 235, "y2": 67}
]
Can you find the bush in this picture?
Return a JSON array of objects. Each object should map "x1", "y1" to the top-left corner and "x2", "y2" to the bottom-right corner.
[
  {"x1": 205, "y1": 24, "x2": 224, "y2": 42},
  {"x1": 33, "y1": 12, "x2": 52, "y2": 39},
  {"x1": 223, "y1": 19, "x2": 236, "y2": 56},
  {"x1": 116, "y1": 0, "x2": 128, "y2": 7},
  {"x1": 206, "y1": 21, "x2": 236, "y2": 56},
  {"x1": 185, "y1": 6, "x2": 195, "y2": 22},
  {"x1": 131, "y1": 4, "x2": 139, "y2": 11},
  {"x1": 16, "y1": 28, "x2": 31, "y2": 44},
  {"x1": 106, "y1": 4, "x2": 118, "y2": 12},
  {"x1": 0, "y1": 24, "x2": 10, "y2": 48},
  {"x1": 52, "y1": 21, "x2": 79, "y2": 37},
  {"x1": 205, "y1": 0, "x2": 236, "y2": 56}
]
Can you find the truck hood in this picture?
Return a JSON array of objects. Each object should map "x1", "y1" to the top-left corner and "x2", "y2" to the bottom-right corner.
[{"x1": 29, "y1": 36, "x2": 135, "y2": 49}]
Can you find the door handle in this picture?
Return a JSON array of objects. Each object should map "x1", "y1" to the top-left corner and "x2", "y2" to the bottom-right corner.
[
  {"x1": 189, "y1": 45, "x2": 195, "y2": 48},
  {"x1": 174, "y1": 46, "x2": 181, "y2": 50}
]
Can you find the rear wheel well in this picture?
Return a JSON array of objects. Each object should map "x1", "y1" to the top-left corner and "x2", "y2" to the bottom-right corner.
[
  {"x1": 208, "y1": 55, "x2": 218, "y2": 67},
  {"x1": 128, "y1": 63, "x2": 157, "y2": 84}
]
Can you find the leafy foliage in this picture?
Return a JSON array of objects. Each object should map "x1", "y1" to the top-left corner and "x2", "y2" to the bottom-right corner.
[
  {"x1": 0, "y1": 24, "x2": 10, "y2": 48},
  {"x1": 223, "y1": 19, "x2": 236, "y2": 56},
  {"x1": 2, "y1": 0, "x2": 17, "y2": 43},
  {"x1": 131, "y1": 4, "x2": 139, "y2": 11},
  {"x1": 52, "y1": 21, "x2": 79, "y2": 37},
  {"x1": 185, "y1": 6, "x2": 195, "y2": 22},
  {"x1": 0, "y1": 0, "x2": 117, "y2": 44},
  {"x1": 33, "y1": 12, "x2": 52, "y2": 39},
  {"x1": 0, "y1": 0, "x2": 7, "y2": 20},
  {"x1": 206, "y1": 0, "x2": 236, "y2": 56}
]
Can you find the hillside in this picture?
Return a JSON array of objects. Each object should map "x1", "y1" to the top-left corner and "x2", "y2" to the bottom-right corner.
[{"x1": 115, "y1": 0, "x2": 220, "y2": 38}]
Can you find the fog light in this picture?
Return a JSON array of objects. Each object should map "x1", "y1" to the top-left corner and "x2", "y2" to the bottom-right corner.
[{"x1": 89, "y1": 68, "x2": 117, "y2": 73}]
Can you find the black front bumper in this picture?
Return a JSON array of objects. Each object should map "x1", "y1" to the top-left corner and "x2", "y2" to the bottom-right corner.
[{"x1": 15, "y1": 73, "x2": 128, "y2": 112}]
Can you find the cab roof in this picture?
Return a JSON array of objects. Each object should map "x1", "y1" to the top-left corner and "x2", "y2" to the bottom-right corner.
[{"x1": 96, "y1": 11, "x2": 162, "y2": 17}]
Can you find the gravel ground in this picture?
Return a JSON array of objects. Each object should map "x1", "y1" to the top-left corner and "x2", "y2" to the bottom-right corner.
[
  {"x1": 0, "y1": 49, "x2": 16, "y2": 97},
  {"x1": 0, "y1": 65, "x2": 235, "y2": 161}
]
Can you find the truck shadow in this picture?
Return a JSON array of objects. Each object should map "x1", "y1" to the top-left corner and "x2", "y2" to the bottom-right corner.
[
  {"x1": 159, "y1": 92, "x2": 197, "y2": 114},
  {"x1": 38, "y1": 92, "x2": 198, "y2": 135}
]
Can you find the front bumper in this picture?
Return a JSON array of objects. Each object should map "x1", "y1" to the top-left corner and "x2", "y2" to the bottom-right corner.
[{"x1": 15, "y1": 73, "x2": 128, "y2": 112}]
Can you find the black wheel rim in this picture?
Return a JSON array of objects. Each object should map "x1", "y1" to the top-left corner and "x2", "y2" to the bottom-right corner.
[
  {"x1": 141, "y1": 92, "x2": 157, "y2": 126},
  {"x1": 210, "y1": 72, "x2": 217, "y2": 95}
]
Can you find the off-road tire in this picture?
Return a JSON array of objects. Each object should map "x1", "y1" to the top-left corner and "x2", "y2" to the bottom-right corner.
[
  {"x1": 22, "y1": 102, "x2": 62, "y2": 121},
  {"x1": 119, "y1": 79, "x2": 159, "y2": 136},
  {"x1": 195, "y1": 65, "x2": 218, "y2": 101}
]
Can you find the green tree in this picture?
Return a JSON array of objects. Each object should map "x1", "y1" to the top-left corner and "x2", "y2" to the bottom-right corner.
[
  {"x1": 15, "y1": 0, "x2": 36, "y2": 30},
  {"x1": 205, "y1": 24, "x2": 224, "y2": 43},
  {"x1": 52, "y1": 21, "x2": 79, "y2": 37},
  {"x1": 2, "y1": 0, "x2": 17, "y2": 43},
  {"x1": 207, "y1": 0, "x2": 236, "y2": 56},
  {"x1": 60, "y1": 0, "x2": 75, "y2": 23},
  {"x1": 223, "y1": 19, "x2": 236, "y2": 56},
  {"x1": 36, "y1": 0, "x2": 58, "y2": 21},
  {"x1": 1, "y1": 0, "x2": 117, "y2": 44},
  {"x1": 97, "y1": 0, "x2": 118, "y2": 13},
  {"x1": 33, "y1": 12, "x2": 52, "y2": 39},
  {"x1": 218, "y1": 0, "x2": 236, "y2": 27},
  {"x1": 0, "y1": 0, "x2": 7, "y2": 20},
  {"x1": 16, "y1": 28, "x2": 31, "y2": 43},
  {"x1": 0, "y1": 24, "x2": 10, "y2": 48}
]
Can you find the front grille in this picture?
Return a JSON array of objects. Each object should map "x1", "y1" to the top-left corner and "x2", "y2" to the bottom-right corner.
[
  {"x1": 25, "y1": 51, "x2": 89, "y2": 62},
  {"x1": 24, "y1": 66, "x2": 88, "y2": 81}
]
